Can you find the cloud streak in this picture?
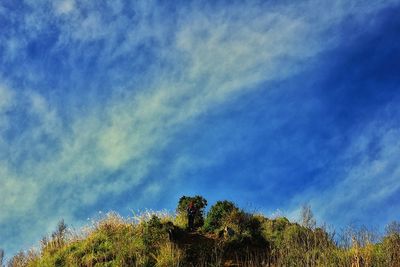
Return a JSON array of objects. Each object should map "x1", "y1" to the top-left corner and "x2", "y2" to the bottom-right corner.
[{"x1": 294, "y1": 104, "x2": 400, "y2": 226}]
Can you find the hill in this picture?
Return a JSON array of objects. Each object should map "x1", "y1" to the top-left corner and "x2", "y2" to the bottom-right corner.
[{"x1": 6, "y1": 196, "x2": 400, "y2": 266}]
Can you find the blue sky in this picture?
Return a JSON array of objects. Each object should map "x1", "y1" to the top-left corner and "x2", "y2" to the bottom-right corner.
[{"x1": 1, "y1": 0, "x2": 400, "y2": 258}]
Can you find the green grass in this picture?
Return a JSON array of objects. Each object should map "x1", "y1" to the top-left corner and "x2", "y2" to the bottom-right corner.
[{"x1": 7, "y1": 200, "x2": 400, "y2": 267}]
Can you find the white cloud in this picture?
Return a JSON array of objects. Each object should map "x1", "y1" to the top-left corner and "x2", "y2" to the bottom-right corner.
[
  {"x1": 0, "y1": 162, "x2": 39, "y2": 224},
  {"x1": 54, "y1": 0, "x2": 75, "y2": 15},
  {"x1": 333, "y1": 126, "x2": 400, "y2": 205}
]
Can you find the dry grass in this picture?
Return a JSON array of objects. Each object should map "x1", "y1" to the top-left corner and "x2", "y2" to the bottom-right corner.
[{"x1": 6, "y1": 208, "x2": 400, "y2": 267}]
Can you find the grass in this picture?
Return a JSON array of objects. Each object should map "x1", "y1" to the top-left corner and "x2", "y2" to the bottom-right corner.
[{"x1": 6, "y1": 201, "x2": 400, "y2": 267}]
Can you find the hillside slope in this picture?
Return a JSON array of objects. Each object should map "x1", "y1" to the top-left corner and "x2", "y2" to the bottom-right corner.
[{"x1": 7, "y1": 198, "x2": 400, "y2": 267}]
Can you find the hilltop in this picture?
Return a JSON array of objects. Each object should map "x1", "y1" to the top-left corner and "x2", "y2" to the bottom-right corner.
[{"x1": 7, "y1": 196, "x2": 400, "y2": 266}]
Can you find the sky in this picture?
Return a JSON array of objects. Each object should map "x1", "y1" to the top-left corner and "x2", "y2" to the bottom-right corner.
[{"x1": 1, "y1": 0, "x2": 400, "y2": 258}]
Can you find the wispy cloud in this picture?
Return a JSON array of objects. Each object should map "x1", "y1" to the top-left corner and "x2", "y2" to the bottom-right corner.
[
  {"x1": 289, "y1": 102, "x2": 400, "y2": 226},
  {"x1": 54, "y1": 0, "x2": 75, "y2": 15}
]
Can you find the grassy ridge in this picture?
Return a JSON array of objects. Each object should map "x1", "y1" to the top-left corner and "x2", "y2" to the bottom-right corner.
[{"x1": 6, "y1": 198, "x2": 400, "y2": 267}]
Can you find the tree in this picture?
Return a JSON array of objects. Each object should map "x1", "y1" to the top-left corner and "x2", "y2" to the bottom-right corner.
[
  {"x1": 300, "y1": 204, "x2": 316, "y2": 229},
  {"x1": 176, "y1": 195, "x2": 207, "y2": 229}
]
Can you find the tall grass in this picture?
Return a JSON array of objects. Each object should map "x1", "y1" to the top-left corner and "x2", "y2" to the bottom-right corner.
[{"x1": 6, "y1": 206, "x2": 400, "y2": 267}]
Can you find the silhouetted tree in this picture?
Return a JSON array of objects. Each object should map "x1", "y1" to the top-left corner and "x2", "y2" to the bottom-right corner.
[{"x1": 177, "y1": 195, "x2": 207, "y2": 229}]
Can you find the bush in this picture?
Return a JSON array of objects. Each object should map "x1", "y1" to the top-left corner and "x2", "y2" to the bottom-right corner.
[
  {"x1": 203, "y1": 200, "x2": 239, "y2": 233},
  {"x1": 143, "y1": 215, "x2": 168, "y2": 250},
  {"x1": 261, "y1": 217, "x2": 290, "y2": 249}
]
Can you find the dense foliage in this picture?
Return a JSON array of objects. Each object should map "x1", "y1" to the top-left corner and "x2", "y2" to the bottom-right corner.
[
  {"x1": 203, "y1": 200, "x2": 239, "y2": 232},
  {"x1": 6, "y1": 197, "x2": 400, "y2": 267},
  {"x1": 175, "y1": 195, "x2": 207, "y2": 229}
]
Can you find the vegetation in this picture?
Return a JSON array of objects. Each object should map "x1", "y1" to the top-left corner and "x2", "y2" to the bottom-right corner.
[
  {"x1": 203, "y1": 200, "x2": 239, "y2": 233},
  {"x1": 6, "y1": 197, "x2": 400, "y2": 267},
  {"x1": 175, "y1": 195, "x2": 207, "y2": 230}
]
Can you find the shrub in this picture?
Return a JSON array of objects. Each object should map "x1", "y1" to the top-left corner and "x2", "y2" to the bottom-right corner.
[
  {"x1": 143, "y1": 215, "x2": 168, "y2": 250},
  {"x1": 203, "y1": 200, "x2": 239, "y2": 232},
  {"x1": 261, "y1": 217, "x2": 290, "y2": 251}
]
